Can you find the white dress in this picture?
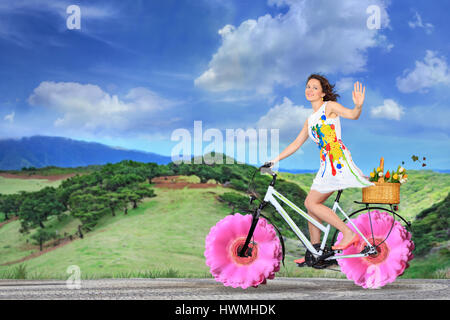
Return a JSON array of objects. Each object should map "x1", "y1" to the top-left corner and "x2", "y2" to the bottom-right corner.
[{"x1": 307, "y1": 101, "x2": 375, "y2": 193}]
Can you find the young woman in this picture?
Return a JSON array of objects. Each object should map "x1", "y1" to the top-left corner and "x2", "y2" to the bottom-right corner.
[{"x1": 268, "y1": 74, "x2": 375, "y2": 264}]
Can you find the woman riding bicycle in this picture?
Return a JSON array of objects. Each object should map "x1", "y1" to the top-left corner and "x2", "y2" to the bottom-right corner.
[{"x1": 268, "y1": 74, "x2": 375, "y2": 263}]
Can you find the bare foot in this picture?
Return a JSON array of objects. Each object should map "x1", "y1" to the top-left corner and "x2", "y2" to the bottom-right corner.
[{"x1": 336, "y1": 230, "x2": 357, "y2": 247}]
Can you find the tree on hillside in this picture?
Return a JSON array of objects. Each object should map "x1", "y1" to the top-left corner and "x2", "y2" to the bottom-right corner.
[
  {"x1": 19, "y1": 197, "x2": 39, "y2": 230},
  {"x1": 130, "y1": 185, "x2": 156, "y2": 209},
  {"x1": 68, "y1": 193, "x2": 109, "y2": 231},
  {"x1": 0, "y1": 194, "x2": 4, "y2": 220},
  {"x1": 31, "y1": 229, "x2": 56, "y2": 251},
  {"x1": 220, "y1": 166, "x2": 233, "y2": 183},
  {"x1": 114, "y1": 184, "x2": 155, "y2": 213},
  {"x1": 100, "y1": 162, "x2": 115, "y2": 176},
  {"x1": 104, "y1": 173, "x2": 145, "y2": 191},
  {"x1": 146, "y1": 162, "x2": 160, "y2": 183},
  {"x1": 0, "y1": 194, "x2": 10, "y2": 220},
  {"x1": 104, "y1": 192, "x2": 124, "y2": 217},
  {"x1": 18, "y1": 187, "x2": 65, "y2": 232},
  {"x1": 57, "y1": 177, "x2": 88, "y2": 210},
  {"x1": 0, "y1": 193, "x2": 26, "y2": 221},
  {"x1": 157, "y1": 164, "x2": 175, "y2": 177},
  {"x1": 218, "y1": 192, "x2": 251, "y2": 214}
]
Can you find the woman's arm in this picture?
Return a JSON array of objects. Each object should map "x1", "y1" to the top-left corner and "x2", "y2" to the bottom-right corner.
[
  {"x1": 270, "y1": 119, "x2": 309, "y2": 164},
  {"x1": 328, "y1": 81, "x2": 366, "y2": 120}
]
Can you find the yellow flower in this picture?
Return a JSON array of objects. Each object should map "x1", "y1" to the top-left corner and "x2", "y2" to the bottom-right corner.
[
  {"x1": 370, "y1": 172, "x2": 375, "y2": 178},
  {"x1": 377, "y1": 167, "x2": 381, "y2": 172},
  {"x1": 393, "y1": 173, "x2": 398, "y2": 179}
]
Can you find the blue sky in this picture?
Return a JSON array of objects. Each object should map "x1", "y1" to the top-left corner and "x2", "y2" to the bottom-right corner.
[{"x1": 0, "y1": 0, "x2": 449, "y2": 173}]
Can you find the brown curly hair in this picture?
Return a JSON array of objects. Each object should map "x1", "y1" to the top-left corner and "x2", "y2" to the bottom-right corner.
[{"x1": 306, "y1": 73, "x2": 340, "y2": 102}]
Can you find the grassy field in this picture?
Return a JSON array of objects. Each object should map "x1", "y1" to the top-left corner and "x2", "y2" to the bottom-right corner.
[
  {"x1": 0, "y1": 172, "x2": 448, "y2": 280},
  {"x1": 0, "y1": 176, "x2": 63, "y2": 194}
]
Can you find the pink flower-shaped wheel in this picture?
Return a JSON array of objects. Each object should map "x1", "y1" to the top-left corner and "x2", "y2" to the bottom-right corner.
[
  {"x1": 204, "y1": 213, "x2": 282, "y2": 289},
  {"x1": 335, "y1": 210, "x2": 414, "y2": 289}
]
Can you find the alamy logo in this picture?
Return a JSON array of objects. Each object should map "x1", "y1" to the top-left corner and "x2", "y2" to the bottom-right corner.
[
  {"x1": 66, "y1": 5, "x2": 81, "y2": 30},
  {"x1": 366, "y1": 5, "x2": 381, "y2": 30},
  {"x1": 66, "y1": 265, "x2": 81, "y2": 289},
  {"x1": 170, "y1": 121, "x2": 279, "y2": 168}
]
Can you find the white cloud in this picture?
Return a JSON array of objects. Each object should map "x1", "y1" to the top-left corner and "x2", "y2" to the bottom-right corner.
[
  {"x1": 27, "y1": 81, "x2": 181, "y2": 134},
  {"x1": 256, "y1": 96, "x2": 312, "y2": 142},
  {"x1": 370, "y1": 99, "x2": 405, "y2": 120},
  {"x1": 4, "y1": 111, "x2": 14, "y2": 123},
  {"x1": 396, "y1": 50, "x2": 450, "y2": 93},
  {"x1": 195, "y1": 0, "x2": 390, "y2": 95},
  {"x1": 335, "y1": 77, "x2": 355, "y2": 93},
  {"x1": 408, "y1": 10, "x2": 434, "y2": 34}
]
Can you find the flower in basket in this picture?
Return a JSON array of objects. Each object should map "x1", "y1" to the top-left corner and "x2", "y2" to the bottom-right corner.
[
  {"x1": 385, "y1": 166, "x2": 408, "y2": 184},
  {"x1": 369, "y1": 168, "x2": 381, "y2": 182},
  {"x1": 396, "y1": 166, "x2": 408, "y2": 184},
  {"x1": 369, "y1": 162, "x2": 409, "y2": 184}
]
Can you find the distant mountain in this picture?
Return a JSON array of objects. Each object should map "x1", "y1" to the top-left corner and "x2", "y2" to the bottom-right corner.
[
  {"x1": 432, "y1": 169, "x2": 450, "y2": 173},
  {"x1": 0, "y1": 135, "x2": 172, "y2": 170}
]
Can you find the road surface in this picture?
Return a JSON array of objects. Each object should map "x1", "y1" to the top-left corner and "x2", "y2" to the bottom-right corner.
[{"x1": 0, "y1": 278, "x2": 448, "y2": 300}]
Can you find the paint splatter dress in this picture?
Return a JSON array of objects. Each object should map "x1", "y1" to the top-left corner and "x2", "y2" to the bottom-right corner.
[{"x1": 308, "y1": 101, "x2": 375, "y2": 193}]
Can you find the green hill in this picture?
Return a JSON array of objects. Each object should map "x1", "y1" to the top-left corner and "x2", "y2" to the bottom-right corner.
[{"x1": 411, "y1": 192, "x2": 450, "y2": 256}]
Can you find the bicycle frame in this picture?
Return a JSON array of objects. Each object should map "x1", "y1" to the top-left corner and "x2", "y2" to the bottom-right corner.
[{"x1": 263, "y1": 185, "x2": 377, "y2": 260}]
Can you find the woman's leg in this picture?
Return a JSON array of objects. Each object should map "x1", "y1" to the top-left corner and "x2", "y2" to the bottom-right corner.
[
  {"x1": 306, "y1": 209, "x2": 322, "y2": 245},
  {"x1": 304, "y1": 190, "x2": 332, "y2": 244},
  {"x1": 305, "y1": 189, "x2": 356, "y2": 246}
]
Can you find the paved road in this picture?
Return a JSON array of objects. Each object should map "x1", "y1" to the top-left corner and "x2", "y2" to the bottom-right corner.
[{"x1": 0, "y1": 278, "x2": 448, "y2": 300}]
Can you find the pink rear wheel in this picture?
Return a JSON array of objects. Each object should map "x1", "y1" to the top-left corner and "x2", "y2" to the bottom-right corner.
[
  {"x1": 204, "y1": 213, "x2": 282, "y2": 289},
  {"x1": 334, "y1": 210, "x2": 414, "y2": 289}
]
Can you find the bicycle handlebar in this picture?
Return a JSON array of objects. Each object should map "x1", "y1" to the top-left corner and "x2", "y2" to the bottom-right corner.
[{"x1": 260, "y1": 161, "x2": 276, "y2": 176}]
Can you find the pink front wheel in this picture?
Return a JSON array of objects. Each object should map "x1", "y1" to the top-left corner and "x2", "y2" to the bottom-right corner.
[
  {"x1": 204, "y1": 213, "x2": 282, "y2": 289},
  {"x1": 335, "y1": 210, "x2": 415, "y2": 289}
]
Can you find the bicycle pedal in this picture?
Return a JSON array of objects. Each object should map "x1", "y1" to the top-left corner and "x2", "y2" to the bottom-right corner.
[{"x1": 312, "y1": 260, "x2": 336, "y2": 270}]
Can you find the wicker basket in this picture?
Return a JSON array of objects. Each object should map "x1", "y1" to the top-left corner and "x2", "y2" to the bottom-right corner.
[
  {"x1": 362, "y1": 182, "x2": 400, "y2": 204},
  {"x1": 362, "y1": 157, "x2": 400, "y2": 204}
]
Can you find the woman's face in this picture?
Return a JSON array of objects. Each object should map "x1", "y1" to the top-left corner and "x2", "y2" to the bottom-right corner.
[{"x1": 305, "y1": 78, "x2": 325, "y2": 102}]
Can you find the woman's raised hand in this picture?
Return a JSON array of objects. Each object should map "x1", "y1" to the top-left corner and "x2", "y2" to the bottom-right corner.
[{"x1": 352, "y1": 81, "x2": 365, "y2": 107}]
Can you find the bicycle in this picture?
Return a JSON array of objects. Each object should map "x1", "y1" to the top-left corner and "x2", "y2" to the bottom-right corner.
[{"x1": 204, "y1": 162, "x2": 415, "y2": 289}]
